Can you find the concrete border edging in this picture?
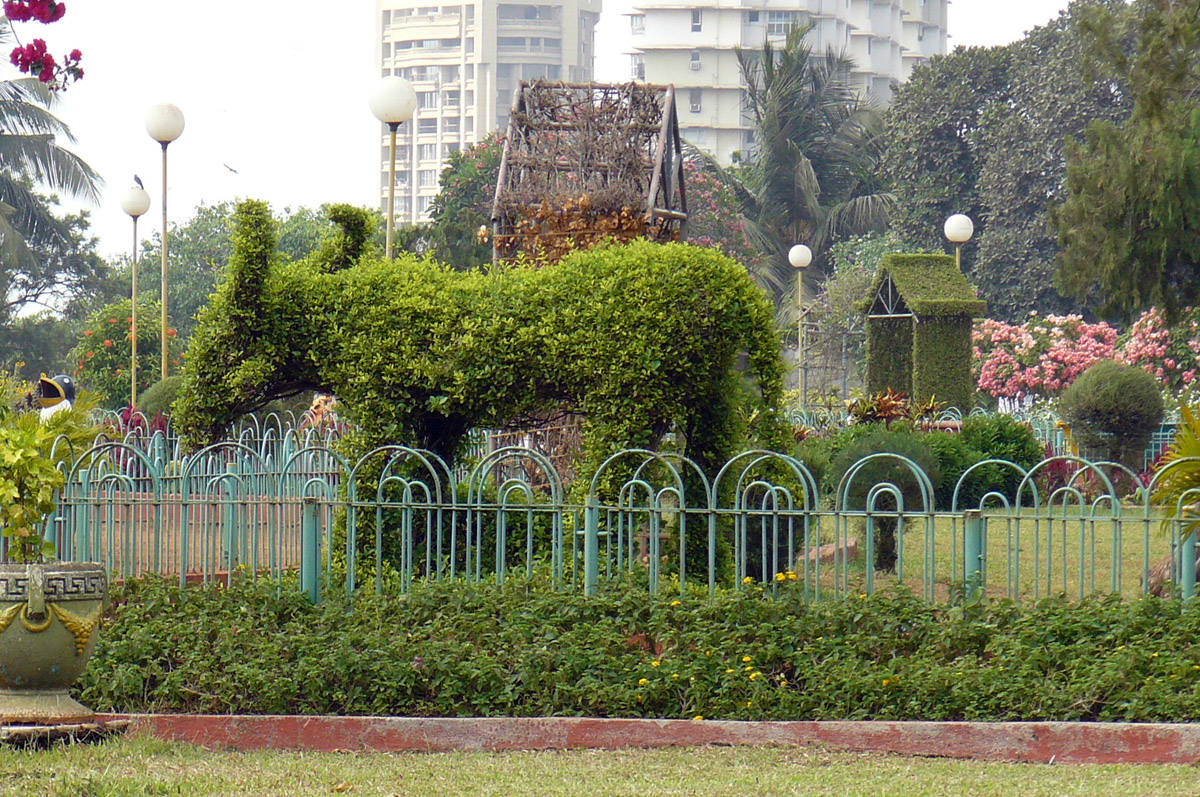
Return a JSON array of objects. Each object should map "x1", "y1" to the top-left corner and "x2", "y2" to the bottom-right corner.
[{"x1": 97, "y1": 714, "x2": 1200, "y2": 764}]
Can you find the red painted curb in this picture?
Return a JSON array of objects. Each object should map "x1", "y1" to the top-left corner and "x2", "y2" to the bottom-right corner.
[{"x1": 96, "y1": 714, "x2": 1200, "y2": 764}]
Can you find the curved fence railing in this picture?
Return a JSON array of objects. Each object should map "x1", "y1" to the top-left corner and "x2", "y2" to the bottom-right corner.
[{"x1": 43, "y1": 439, "x2": 1200, "y2": 606}]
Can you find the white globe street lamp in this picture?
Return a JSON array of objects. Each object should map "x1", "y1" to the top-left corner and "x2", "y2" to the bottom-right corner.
[
  {"x1": 944, "y1": 213, "x2": 974, "y2": 272},
  {"x1": 120, "y1": 182, "x2": 151, "y2": 409},
  {"x1": 146, "y1": 103, "x2": 184, "y2": 382},
  {"x1": 789, "y1": 244, "x2": 813, "y2": 409},
  {"x1": 369, "y1": 77, "x2": 417, "y2": 259}
]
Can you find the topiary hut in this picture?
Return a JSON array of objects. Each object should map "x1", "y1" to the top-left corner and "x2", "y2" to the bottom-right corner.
[{"x1": 861, "y1": 253, "x2": 986, "y2": 412}]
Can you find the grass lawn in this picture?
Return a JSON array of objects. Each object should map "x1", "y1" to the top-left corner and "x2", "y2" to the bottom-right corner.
[
  {"x1": 794, "y1": 511, "x2": 1173, "y2": 603},
  {"x1": 5, "y1": 737, "x2": 1200, "y2": 796}
]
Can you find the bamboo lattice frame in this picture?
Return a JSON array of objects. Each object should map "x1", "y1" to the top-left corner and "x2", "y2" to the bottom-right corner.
[{"x1": 491, "y1": 81, "x2": 687, "y2": 262}]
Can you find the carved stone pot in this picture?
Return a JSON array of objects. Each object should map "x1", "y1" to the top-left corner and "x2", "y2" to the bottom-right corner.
[{"x1": 0, "y1": 562, "x2": 107, "y2": 724}]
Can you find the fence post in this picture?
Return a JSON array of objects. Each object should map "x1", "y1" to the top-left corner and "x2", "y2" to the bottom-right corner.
[
  {"x1": 584, "y1": 499, "x2": 598, "y2": 596},
  {"x1": 301, "y1": 496, "x2": 321, "y2": 605},
  {"x1": 1181, "y1": 529, "x2": 1197, "y2": 601},
  {"x1": 963, "y1": 509, "x2": 984, "y2": 601}
]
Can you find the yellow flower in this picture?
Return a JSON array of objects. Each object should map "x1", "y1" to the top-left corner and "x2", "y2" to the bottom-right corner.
[
  {"x1": 669, "y1": 600, "x2": 682, "y2": 607},
  {"x1": 746, "y1": 701, "x2": 753, "y2": 708},
  {"x1": 858, "y1": 593, "x2": 867, "y2": 600},
  {"x1": 774, "y1": 572, "x2": 786, "y2": 582},
  {"x1": 638, "y1": 678, "x2": 648, "y2": 686},
  {"x1": 636, "y1": 694, "x2": 643, "y2": 702},
  {"x1": 692, "y1": 715, "x2": 704, "y2": 722},
  {"x1": 743, "y1": 576, "x2": 754, "y2": 585},
  {"x1": 671, "y1": 673, "x2": 680, "y2": 679},
  {"x1": 742, "y1": 655, "x2": 752, "y2": 663},
  {"x1": 744, "y1": 665, "x2": 754, "y2": 672},
  {"x1": 882, "y1": 678, "x2": 891, "y2": 687},
  {"x1": 787, "y1": 571, "x2": 798, "y2": 581},
  {"x1": 725, "y1": 668, "x2": 735, "y2": 674},
  {"x1": 651, "y1": 661, "x2": 660, "y2": 667},
  {"x1": 749, "y1": 672, "x2": 760, "y2": 680}
]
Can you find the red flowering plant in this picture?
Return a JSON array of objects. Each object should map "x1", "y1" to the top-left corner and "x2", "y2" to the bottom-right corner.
[
  {"x1": 68, "y1": 297, "x2": 167, "y2": 409},
  {"x1": 972, "y1": 313, "x2": 1118, "y2": 400},
  {"x1": 681, "y1": 159, "x2": 769, "y2": 276},
  {"x1": 1116, "y1": 306, "x2": 1200, "y2": 393},
  {"x1": 4, "y1": 0, "x2": 82, "y2": 91}
]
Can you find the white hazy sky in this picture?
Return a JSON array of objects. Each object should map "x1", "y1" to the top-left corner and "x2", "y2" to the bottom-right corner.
[{"x1": 41, "y1": 0, "x2": 1072, "y2": 258}]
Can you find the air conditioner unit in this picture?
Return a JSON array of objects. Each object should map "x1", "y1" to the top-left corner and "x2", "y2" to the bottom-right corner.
[
  {"x1": 690, "y1": 103, "x2": 702, "y2": 113},
  {"x1": 690, "y1": 61, "x2": 701, "y2": 70}
]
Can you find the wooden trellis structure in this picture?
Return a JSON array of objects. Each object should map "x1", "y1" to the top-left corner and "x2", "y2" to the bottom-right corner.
[{"x1": 491, "y1": 81, "x2": 687, "y2": 262}]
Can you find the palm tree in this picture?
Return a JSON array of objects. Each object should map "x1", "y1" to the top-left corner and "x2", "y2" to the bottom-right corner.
[
  {"x1": 705, "y1": 25, "x2": 893, "y2": 313},
  {"x1": 0, "y1": 20, "x2": 101, "y2": 271}
]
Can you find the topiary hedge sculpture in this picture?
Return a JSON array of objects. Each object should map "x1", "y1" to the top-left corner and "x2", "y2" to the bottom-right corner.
[{"x1": 174, "y1": 201, "x2": 784, "y2": 477}]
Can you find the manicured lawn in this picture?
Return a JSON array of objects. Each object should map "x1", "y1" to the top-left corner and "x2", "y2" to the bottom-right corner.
[{"x1": 5, "y1": 737, "x2": 1200, "y2": 795}]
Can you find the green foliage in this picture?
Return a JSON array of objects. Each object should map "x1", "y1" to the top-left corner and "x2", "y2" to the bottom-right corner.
[
  {"x1": 912, "y1": 316, "x2": 974, "y2": 413},
  {"x1": 175, "y1": 202, "x2": 785, "y2": 482},
  {"x1": 68, "y1": 296, "x2": 164, "y2": 409},
  {"x1": 862, "y1": 254, "x2": 986, "y2": 318},
  {"x1": 959, "y1": 414, "x2": 1044, "y2": 501},
  {"x1": 885, "y1": 2, "x2": 1135, "y2": 320},
  {"x1": 82, "y1": 576, "x2": 1200, "y2": 722},
  {"x1": 138, "y1": 375, "x2": 182, "y2": 418},
  {"x1": 423, "y1": 134, "x2": 502, "y2": 269},
  {"x1": 0, "y1": 396, "x2": 97, "y2": 562},
  {"x1": 1055, "y1": 0, "x2": 1200, "y2": 321},
  {"x1": 1151, "y1": 404, "x2": 1200, "y2": 538},
  {"x1": 865, "y1": 317, "x2": 912, "y2": 399},
  {"x1": 1060, "y1": 360, "x2": 1165, "y2": 468}
]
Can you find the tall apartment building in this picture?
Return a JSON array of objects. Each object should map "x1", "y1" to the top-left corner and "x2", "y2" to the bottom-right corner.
[
  {"x1": 377, "y1": 0, "x2": 601, "y2": 223},
  {"x1": 629, "y1": 0, "x2": 947, "y2": 164}
]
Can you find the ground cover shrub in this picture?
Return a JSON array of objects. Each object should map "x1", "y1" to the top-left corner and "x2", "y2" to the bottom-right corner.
[
  {"x1": 958, "y1": 414, "x2": 1043, "y2": 504},
  {"x1": 1060, "y1": 360, "x2": 1164, "y2": 469},
  {"x1": 78, "y1": 575, "x2": 1200, "y2": 723}
]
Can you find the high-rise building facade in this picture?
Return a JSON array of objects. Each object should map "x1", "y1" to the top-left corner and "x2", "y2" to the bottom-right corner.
[
  {"x1": 629, "y1": 0, "x2": 947, "y2": 164},
  {"x1": 377, "y1": 0, "x2": 601, "y2": 223}
]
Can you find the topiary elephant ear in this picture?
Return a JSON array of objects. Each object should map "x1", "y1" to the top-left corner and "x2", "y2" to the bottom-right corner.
[{"x1": 311, "y1": 204, "x2": 375, "y2": 273}]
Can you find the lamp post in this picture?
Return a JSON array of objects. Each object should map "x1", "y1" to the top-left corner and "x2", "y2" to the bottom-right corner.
[
  {"x1": 120, "y1": 183, "x2": 151, "y2": 409},
  {"x1": 944, "y1": 213, "x2": 974, "y2": 272},
  {"x1": 369, "y1": 76, "x2": 417, "y2": 259},
  {"x1": 788, "y1": 243, "x2": 813, "y2": 409},
  {"x1": 145, "y1": 103, "x2": 184, "y2": 381}
]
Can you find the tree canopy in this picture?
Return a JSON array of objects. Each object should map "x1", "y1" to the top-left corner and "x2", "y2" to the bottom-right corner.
[{"x1": 1054, "y1": 0, "x2": 1200, "y2": 322}]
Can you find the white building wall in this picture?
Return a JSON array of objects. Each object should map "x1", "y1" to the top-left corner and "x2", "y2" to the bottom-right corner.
[
  {"x1": 377, "y1": 0, "x2": 601, "y2": 224},
  {"x1": 631, "y1": 0, "x2": 947, "y2": 164}
]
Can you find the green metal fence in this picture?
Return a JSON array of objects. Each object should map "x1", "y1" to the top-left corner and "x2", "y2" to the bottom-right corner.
[{"x1": 44, "y1": 435, "x2": 1200, "y2": 606}]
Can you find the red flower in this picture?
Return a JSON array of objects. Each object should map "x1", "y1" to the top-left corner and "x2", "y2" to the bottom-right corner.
[
  {"x1": 82, "y1": 329, "x2": 91, "y2": 337},
  {"x1": 103, "y1": 339, "x2": 113, "y2": 347}
]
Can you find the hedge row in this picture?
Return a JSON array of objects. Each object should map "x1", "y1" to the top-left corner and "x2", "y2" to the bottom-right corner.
[{"x1": 78, "y1": 576, "x2": 1200, "y2": 723}]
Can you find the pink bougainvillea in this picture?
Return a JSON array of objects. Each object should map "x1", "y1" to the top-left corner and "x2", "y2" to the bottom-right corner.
[
  {"x1": 973, "y1": 313, "x2": 1118, "y2": 399},
  {"x1": 4, "y1": 1, "x2": 82, "y2": 90},
  {"x1": 974, "y1": 306, "x2": 1200, "y2": 399}
]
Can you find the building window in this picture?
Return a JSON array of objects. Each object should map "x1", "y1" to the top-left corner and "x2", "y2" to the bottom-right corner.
[
  {"x1": 689, "y1": 89, "x2": 702, "y2": 113},
  {"x1": 417, "y1": 118, "x2": 438, "y2": 135},
  {"x1": 691, "y1": 9, "x2": 702, "y2": 32},
  {"x1": 443, "y1": 142, "x2": 460, "y2": 157},
  {"x1": 917, "y1": 26, "x2": 925, "y2": 42},
  {"x1": 443, "y1": 89, "x2": 460, "y2": 106},
  {"x1": 689, "y1": 49, "x2": 701, "y2": 70},
  {"x1": 465, "y1": 90, "x2": 475, "y2": 104},
  {"x1": 418, "y1": 143, "x2": 438, "y2": 160},
  {"x1": 631, "y1": 53, "x2": 645, "y2": 81},
  {"x1": 419, "y1": 169, "x2": 437, "y2": 187},
  {"x1": 466, "y1": 116, "x2": 474, "y2": 132},
  {"x1": 418, "y1": 196, "x2": 432, "y2": 214},
  {"x1": 418, "y1": 92, "x2": 438, "y2": 110},
  {"x1": 687, "y1": 127, "x2": 707, "y2": 145},
  {"x1": 441, "y1": 65, "x2": 460, "y2": 82},
  {"x1": 631, "y1": 14, "x2": 644, "y2": 33},
  {"x1": 444, "y1": 116, "x2": 460, "y2": 133},
  {"x1": 747, "y1": 10, "x2": 759, "y2": 23},
  {"x1": 767, "y1": 11, "x2": 799, "y2": 36},
  {"x1": 395, "y1": 169, "x2": 410, "y2": 186},
  {"x1": 466, "y1": 64, "x2": 475, "y2": 79}
]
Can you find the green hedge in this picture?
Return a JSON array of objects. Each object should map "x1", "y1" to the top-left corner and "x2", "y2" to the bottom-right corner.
[
  {"x1": 79, "y1": 576, "x2": 1200, "y2": 722},
  {"x1": 912, "y1": 316, "x2": 973, "y2": 411},
  {"x1": 865, "y1": 317, "x2": 911, "y2": 397}
]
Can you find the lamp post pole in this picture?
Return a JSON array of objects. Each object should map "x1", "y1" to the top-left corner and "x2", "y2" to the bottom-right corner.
[
  {"x1": 369, "y1": 77, "x2": 417, "y2": 259},
  {"x1": 121, "y1": 184, "x2": 151, "y2": 409},
  {"x1": 788, "y1": 244, "x2": 813, "y2": 410},
  {"x1": 145, "y1": 103, "x2": 185, "y2": 381}
]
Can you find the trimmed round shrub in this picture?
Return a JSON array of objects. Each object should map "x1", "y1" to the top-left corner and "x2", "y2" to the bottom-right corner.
[
  {"x1": 1059, "y1": 360, "x2": 1164, "y2": 468},
  {"x1": 138, "y1": 375, "x2": 182, "y2": 418}
]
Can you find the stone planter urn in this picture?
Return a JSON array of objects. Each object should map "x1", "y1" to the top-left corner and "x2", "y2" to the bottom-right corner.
[{"x1": 0, "y1": 562, "x2": 106, "y2": 724}]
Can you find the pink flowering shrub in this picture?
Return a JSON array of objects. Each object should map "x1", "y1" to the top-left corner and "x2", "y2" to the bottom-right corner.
[
  {"x1": 972, "y1": 313, "x2": 1118, "y2": 399},
  {"x1": 1116, "y1": 306, "x2": 1200, "y2": 390},
  {"x1": 681, "y1": 160, "x2": 767, "y2": 273},
  {"x1": 974, "y1": 306, "x2": 1200, "y2": 399}
]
